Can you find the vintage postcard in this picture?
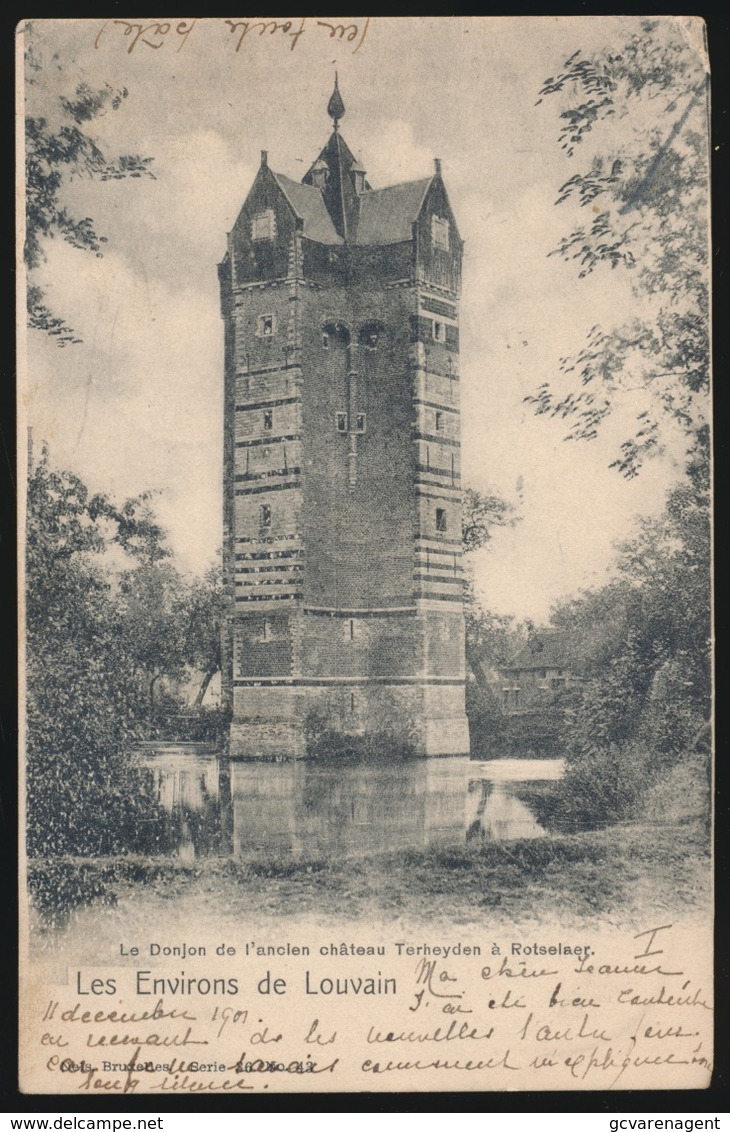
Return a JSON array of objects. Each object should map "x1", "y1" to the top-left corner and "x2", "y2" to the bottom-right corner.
[{"x1": 18, "y1": 17, "x2": 712, "y2": 1094}]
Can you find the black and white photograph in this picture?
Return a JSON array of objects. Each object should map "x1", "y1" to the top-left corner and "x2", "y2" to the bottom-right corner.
[{"x1": 19, "y1": 16, "x2": 712, "y2": 1094}]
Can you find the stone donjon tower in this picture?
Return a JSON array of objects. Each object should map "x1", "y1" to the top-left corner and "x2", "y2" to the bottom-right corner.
[{"x1": 218, "y1": 80, "x2": 469, "y2": 758}]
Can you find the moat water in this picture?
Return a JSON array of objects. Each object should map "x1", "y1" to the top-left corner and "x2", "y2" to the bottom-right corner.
[{"x1": 131, "y1": 745, "x2": 565, "y2": 861}]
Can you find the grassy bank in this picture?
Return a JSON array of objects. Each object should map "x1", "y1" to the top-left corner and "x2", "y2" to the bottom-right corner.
[{"x1": 28, "y1": 813, "x2": 709, "y2": 936}]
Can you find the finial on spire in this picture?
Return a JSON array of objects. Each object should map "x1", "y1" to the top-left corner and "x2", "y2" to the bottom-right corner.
[{"x1": 327, "y1": 72, "x2": 345, "y2": 130}]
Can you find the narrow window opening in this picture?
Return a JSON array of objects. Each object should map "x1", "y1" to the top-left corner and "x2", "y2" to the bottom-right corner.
[
  {"x1": 436, "y1": 507, "x2": 447, "y2": 532},
  {"x1": 349, "y1": 618, "x2": 355, "y2": 640},
  {"x1": 257, "y1": 313, "x2": 276, "y2": 337},
  {"x1": 263, "y1": 409, "x2": 273, "y2": 430},
  {"x1": 433, "y1": 321, "x2": 446, "y2": 343},
  {"x1": 435, "y1": 411, "x2": 443, "y2": 432},
  {"x1": 432, "y1": 214, "x2": 450, "y2": 250},
  {"x1": 350, "y1": 692, "x2": 356, "y2": 713},
  {"x1": 451, "y1": 453, "x2": 455, "y2": 485},
  {"x1": 426, "y1": 445, "x2": 430, "y2": 471},
  {"x1": 259, "y1": 503, "x2": 272, "y2": 528},
  {"x1": 336, "y1": 412, "x2": 348, "y2": 432},
  {"x1": 322, "y1": 332, "x2": 330, "y2": 349},
  {"x1": 355, "y1": 413, "x2": 366, "y2": 434}
]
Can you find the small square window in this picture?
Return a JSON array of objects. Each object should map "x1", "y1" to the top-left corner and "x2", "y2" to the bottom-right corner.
[
  {"x1": 257, "y1": 314, "x2": 276, "y2": 337},
  {"x1": 436, "y1": 508, "x2": 447, "y2": 532},
  {"x1": 263, "y1": 409, "x2": 273, "y2": 430},
  {"x1": 259, "y1": 503, "x2": 272, "y2": 528},
  {"x1": 252, "y1": 210, "x2": 275, "y2": 241},
  {"x1": 336, "y1": 412, "x2": 348, "y2": 432},
  {"x1": 435, "y1": 411, "x2": 443, "y2": 431},
  {"x1": 355, "y1": 413, "x2": 366, "y2": 434},
  {"x1": 433, "y1": 321, "x2": 446, "y2": 343}
]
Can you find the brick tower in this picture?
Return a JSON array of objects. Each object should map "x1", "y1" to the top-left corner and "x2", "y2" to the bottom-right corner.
[{"x1": 218, "y1": 79, "x2": 470, "y2": 758}]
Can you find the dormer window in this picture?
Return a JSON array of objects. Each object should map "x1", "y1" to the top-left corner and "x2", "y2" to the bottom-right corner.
[
  {"x1": 431, "y1": 214, "x2": 450, "y2": 251},
  {"x1": 252, "y1": 210, "x2": 275, "y2": 241},
  {"x1": 311, "y1": 160, "x2": 329, "y2": 190}
]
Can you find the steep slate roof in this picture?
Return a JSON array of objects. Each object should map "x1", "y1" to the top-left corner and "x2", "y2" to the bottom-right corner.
[
  {"x1": 274, "y1": 173, "x2": 343, "y2": 245},
  {"x1": 354, "y1": 178, "x2": 433, "y2": 245},
  {"x1": 504, "y1": 631, "x2": 570, "y2": 672},
  {"x1": 302, "y1": 129, "x2": 362, "y2": 242}
]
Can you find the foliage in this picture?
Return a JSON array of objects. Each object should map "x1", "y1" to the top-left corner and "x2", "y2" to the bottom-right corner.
[
  {"x1": 544, "y1": 434, "x2": 710, "y2": 825},
  {"x1": 24, "y1": 28, "x2": 154, "y2": 344},
  {"x1": 25, "y1": 453, "x2": 223, "y2": 857},
  {"x1": 182, "y1": 567, "x2": 225, "y2": 708},
  {"x1": 461, "y1": 487, "x2": 517, "y2": 553},
  {"x1": 528, "y1": 20, "x2": 709, "y2": 477},
  {"x1": 26, "y1": 454, "x2": 164, "y2": 856},
  {"x1": 304, "y1": 705, "x2": 419, "y2": 761},
  {"x1": 118, "y1": 562, "x2": 189, "y2": 718}
]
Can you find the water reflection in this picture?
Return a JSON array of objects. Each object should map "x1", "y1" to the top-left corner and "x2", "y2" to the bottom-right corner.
[{"x1": 133, "y1": 745, "x2": 564, "y2": 861}]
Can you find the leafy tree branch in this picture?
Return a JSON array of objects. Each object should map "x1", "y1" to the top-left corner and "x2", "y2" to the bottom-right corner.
[{"x1": 24, "y1": 30, "x2": 154, "y2": 345}]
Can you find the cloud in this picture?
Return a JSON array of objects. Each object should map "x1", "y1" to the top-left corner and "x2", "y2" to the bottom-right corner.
[{"x1": 27, "y1": 241, "x2": 223, "y2": 574}]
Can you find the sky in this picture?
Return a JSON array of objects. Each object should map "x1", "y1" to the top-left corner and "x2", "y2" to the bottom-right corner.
[{"x1": 20, "y1": 16, "x2": 707, "y2": 622}]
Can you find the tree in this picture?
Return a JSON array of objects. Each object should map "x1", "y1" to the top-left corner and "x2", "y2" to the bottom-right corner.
[
  {"x1": 527, "y1": 19, "x2": 709, "y2": 478},
  {"x1": 24, "y1": 26, "x2": 154, "y2": 344},
  {"x1": 25, "y1": 452, "x2": 165, "y2": 855},
  {"x1": 460, "y1": 487, "x2": 522, "y2": 700},
  {"x1": 543, "y1": 430, "x2": 711, "y2": 825},
  {"x1": 182, "y1": 566, "x2": 224, "y2": 708},
  {"x1": 461, "y1": 487, "x2": 516, "y2": 553},
  {"x1": 117, "y1": 561, "x2": 189, "y2": 717}
]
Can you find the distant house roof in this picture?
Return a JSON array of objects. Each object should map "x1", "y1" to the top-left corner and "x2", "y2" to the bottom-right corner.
[
  {"x1": 504, "y1": 631, "x2": 570, "y2": 672},
  {"x1": 354, "y1": 178, "x2": 433, "y2": 245},
  {"x1": 274, "y1": 173, "x2": 343, "y2": 245}
]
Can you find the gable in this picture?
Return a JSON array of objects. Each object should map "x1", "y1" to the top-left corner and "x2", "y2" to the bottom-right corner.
[{"x1": 229, "y1": 164, "x2": 297, "y2": 284}]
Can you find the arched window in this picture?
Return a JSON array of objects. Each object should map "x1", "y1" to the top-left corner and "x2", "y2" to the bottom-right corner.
[
  {"x1": 358, "y1": 320, "x2": 385, "y2": 350},
  {"x1": 322, "y1": 321, "x2": 350, "y2": 347}
]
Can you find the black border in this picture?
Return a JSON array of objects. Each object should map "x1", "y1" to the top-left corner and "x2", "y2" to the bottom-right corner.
[{"x1": 5, "y1": 7, "x2": 728, "y2": 1113}]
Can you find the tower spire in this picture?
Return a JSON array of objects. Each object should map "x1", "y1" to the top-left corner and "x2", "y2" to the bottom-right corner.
[{"x1": 327, "y1": 72, "x2": 345, "y2": 130}]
